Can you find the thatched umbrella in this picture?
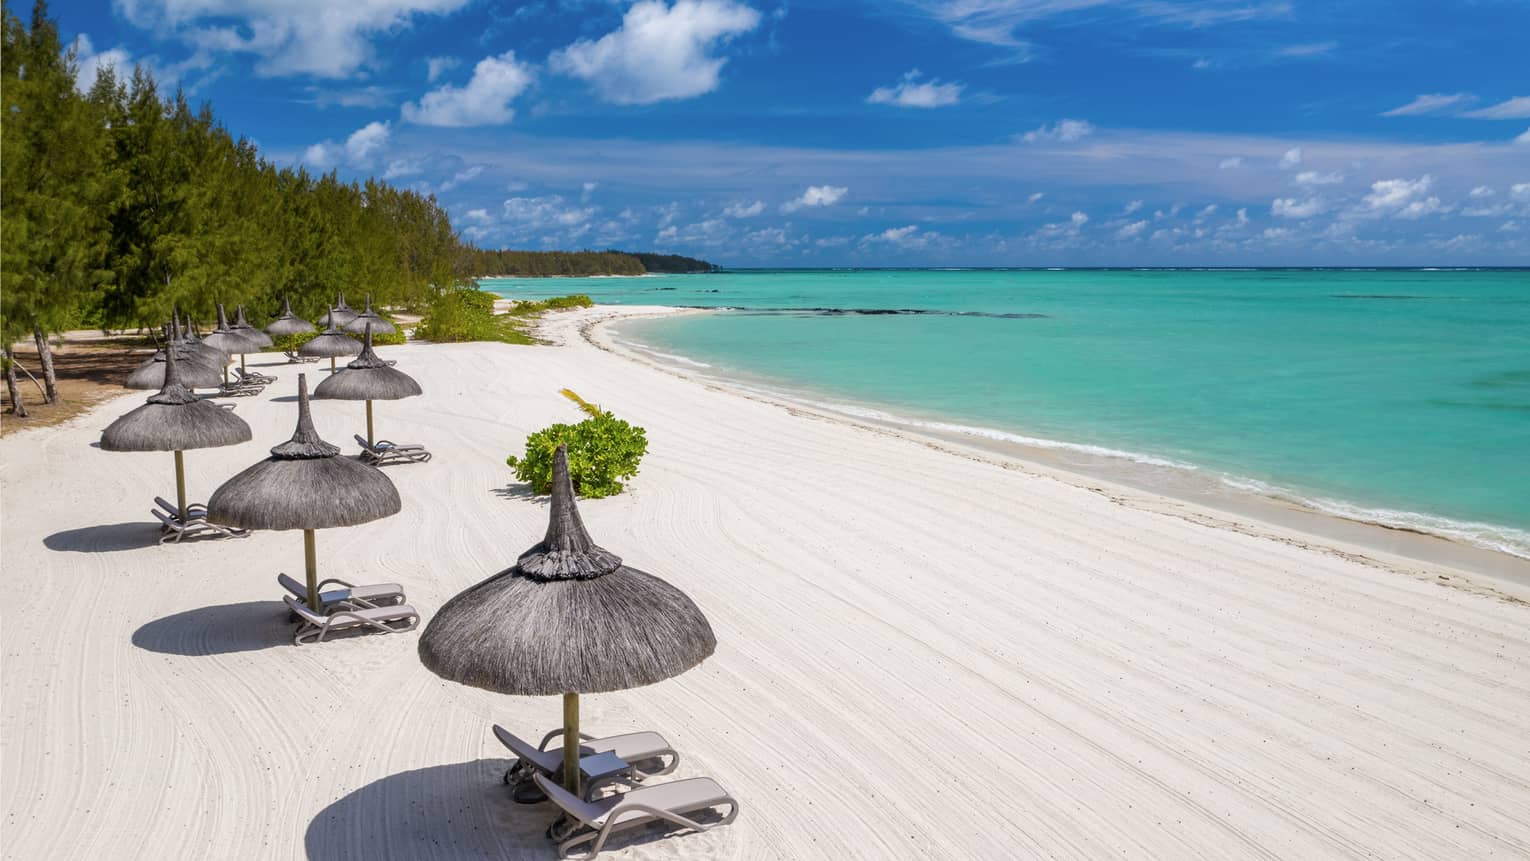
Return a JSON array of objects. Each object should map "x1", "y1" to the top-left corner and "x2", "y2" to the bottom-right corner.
[
  {"x1": 176, "y1": 312, "x2": 229, "y2": 365},
  {"x1": 299, "y1": 322, "x2": 362, "y2": 373},
  {"x1": 314, "y1": 323, "x2": 421, "y2": 446},
  {"x1": 200, "y1": 304, "x2": 263, "y2": 383},
  {"x1": 126, "y1": 322, "x2": 226, "y2": 390},
  {"x1": 419, "y1": 446, "x2": 716, "y2": 795},
  {"x1": 207, "y1": 374, "x2": 401, "y2": 610},
  {"x1": 224, "y1": 305, "x2": 275, "y2": 378},
  {"x1": 265, "y1": 296, "x2": 316, "y2": 338},
  {"x1": 341, "y1": 295, "x2": 396, "y2": 336},
  {"x1": 103, "y1": 346, "x2": 253, "y2": 522},
  {"x1": 318, "y1": 293, "x2": 358, "y2": 330}
]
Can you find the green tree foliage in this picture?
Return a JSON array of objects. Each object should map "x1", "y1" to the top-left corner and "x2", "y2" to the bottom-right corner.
[
  {"x1": 460, "y1": 247, "x2": 718, "y2": 277},
  {"x1": 0, "y1": 0, "x2": 471, "y2": 349},
  {"x1": 506, "y1": 395, "x2": 649, "y2": 498},
  {"x1": 1, "y1": 0, "x2": 119, "y2": 399}
]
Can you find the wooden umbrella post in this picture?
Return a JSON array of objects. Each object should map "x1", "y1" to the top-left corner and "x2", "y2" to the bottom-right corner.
[
  {"x1": 563, "y1": 692, "x2": 580, "y2": 796},
  {"x1": 304, "y1": 529, "x2": 319, "y2": 610},
  {"x1": 330, "y1": 357, "x2": 336, "y2": 373},
  {"x1": 365, "y1": 400, "x2": 374, "y2": 448},
  {"x1": 174, "y1": 450, "x2": 187, "y2": 523}
]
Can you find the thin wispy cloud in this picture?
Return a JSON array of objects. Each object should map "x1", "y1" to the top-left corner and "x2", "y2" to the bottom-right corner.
[
  {"x1": 1019, "y1": 119, "x2": 1094, "y2": 143},
  {"x1": 1380, "y1": 93, "x2": 1475, "y2": 117},
  {"x1": 1275, "y1": 41, "x2": 1336, "y2": 58},
  {"x1": 1460, "y1": 96, "x2": 1530, "y2": 119}
]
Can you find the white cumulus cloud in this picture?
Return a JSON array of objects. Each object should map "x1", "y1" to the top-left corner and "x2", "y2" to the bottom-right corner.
[
  {"x1": 724, "y1": 200, "x2": 765, "y2": 218},
  {"x1": 71, "y1": 34, "x2": 132, "y2": 92},
  {"x1": 1271, "y1": 197, "x2": 1326, "y2": 218},
  {"x1": 344, "y1": 121, "x2": 390, "y2": 162},
  {"x1": 1294, "y1": 170, "x2": 1343, "y2": 186},
  {"x1": 781, "y1": 185, "x2": 848, "y2": 213},
  {"x1": 550, "y1": 0, "x2": 761, "y2": 105},
  {"x1": 1020, "y1": 118, "x2": 1094, "y2": 143},
  {"x1": 118, "y1": 0, "x2": 470, "y2": 78},
  {"x1": 1355, "y1": 175, "x2": 1449, "y2": 219},
  {"x1": 867, "y1": 69, "x2": 963, "y2": 108},
  {"x1": 426, "y1": 56, "x2": 460, "y2": 82},
  {"x1": 1516, "y1": 127, "x2": 1530, "y2": 145},
  {"x1": 402, "y1": 51, "x2": 533, "y2": 127},
  {"x1": 1278, "y1": 147, "x2": 1303, "y2": 169},
  {"x1": 1115, "y1": 220, "x2": 1148, "y2": 239}
]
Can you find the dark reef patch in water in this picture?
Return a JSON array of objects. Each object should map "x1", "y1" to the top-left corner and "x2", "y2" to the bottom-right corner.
[
  {"x1": 680, "y1": 306, "x2": 1050, "y2": 320},
  {"x1": 1331, "y1": 294, "x2": 1431, "y2": 300}
]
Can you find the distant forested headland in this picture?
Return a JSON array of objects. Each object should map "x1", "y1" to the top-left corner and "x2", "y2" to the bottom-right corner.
[{"x1": 464, "y1": 248, "x2": 719, "y2": 277}]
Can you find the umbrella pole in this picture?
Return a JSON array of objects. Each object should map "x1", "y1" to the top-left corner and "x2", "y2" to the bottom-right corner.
[
  {"x1": 303, "y1": 529, "x2": 319, "y2": 610},
  {"x1": 563, "y1": 693, "x2": 580, "y2": 795},
  {"x1": 240, "y1": 353, "x2": 247, "y2": 375},
  {"x1": 330, "y1": 357, "x2": 336, "y2": 373},
  {"x1": 366, "y1": 400, "x2": 374, "y2": 447},
  {"x1": 173, "y1": 450, "x2": 187, "y2": 523}
]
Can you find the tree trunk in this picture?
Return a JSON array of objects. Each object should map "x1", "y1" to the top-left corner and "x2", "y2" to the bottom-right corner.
[
  {"x1": 33, "y1": 330, "x2": 58, "y2": 403},
  {"x1": 4, "y1": 350, "x2": 28, "y2": 417}
]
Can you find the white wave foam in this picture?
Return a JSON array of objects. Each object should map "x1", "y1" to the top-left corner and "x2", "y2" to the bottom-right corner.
[{"x1": 1218, "y1": 476, "x2": 1530, "y2": 559}]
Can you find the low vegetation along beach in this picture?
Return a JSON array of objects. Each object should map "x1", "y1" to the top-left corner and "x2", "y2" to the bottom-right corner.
[{"x1": 3, "y1": 305, "x2": 1529, "y2": 859}]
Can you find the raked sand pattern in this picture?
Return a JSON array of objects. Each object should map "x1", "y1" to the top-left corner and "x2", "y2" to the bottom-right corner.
[{"x1": 3, "y1": 306, "x2": 1529, "y2": 860}]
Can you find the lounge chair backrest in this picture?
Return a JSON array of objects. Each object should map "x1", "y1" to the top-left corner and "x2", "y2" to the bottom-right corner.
[
  {"x1": 533, "y1": 773, "x2": 606, "y2": 826},
  {"x1": 151, "y1": 509, "x2": 180, "y2": 530},
  {"x1": 282, "y1": 594, "x2": 325, "y2": 624},
  {"x1": 277, "y1": 573, "x2": 308, "y2": 599},
  {"x1": 492, "y1": 725, "x2": 560, "y2": 773},
  {"x1": 353, "y1": 434, "x2": 376, "y2": 452}
]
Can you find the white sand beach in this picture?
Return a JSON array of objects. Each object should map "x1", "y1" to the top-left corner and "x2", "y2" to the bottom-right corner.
[{"x1": 3, "y1": 305, "x2": 1529, "y2": 860}]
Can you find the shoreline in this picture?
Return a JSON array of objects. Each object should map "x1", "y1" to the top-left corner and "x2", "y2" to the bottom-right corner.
[{"x1": 575, "y1": 304, "x2": 1530, "y2": 597}]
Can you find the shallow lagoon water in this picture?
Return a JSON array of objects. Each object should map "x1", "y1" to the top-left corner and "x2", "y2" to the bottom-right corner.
[{"x1": 484, "y1": 269, "x2": 1530, "y2": 558}]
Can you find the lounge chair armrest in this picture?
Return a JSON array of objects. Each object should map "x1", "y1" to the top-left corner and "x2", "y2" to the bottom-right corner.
[
  {"x1": 538, "y1": 728, "x2": 597, "y2": 750},
  {"x1": 315, "y1": 577, "x2": 358, "y2": 589}
]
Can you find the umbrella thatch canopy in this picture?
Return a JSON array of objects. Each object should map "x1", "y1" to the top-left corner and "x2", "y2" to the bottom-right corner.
[
  {"x1": 126, "y1": 322, "x2": 226, "y2": 390},
  {"x1": 231, "y1": 306, "x2": 275, "y2": 348},
  {"x1": 313, "y1": 324, "x2": 421, "y2": 445},
  {"x1": 419, "y1": 445, "x2": 715, "y2": 794},
  {"x1": 103, "y1": 347, "x2": 253, "y2": 522},
  {"x1": 200, "y1": 305, "x2": 263, "y2": 378},
  {"x1": 318, "y1": 293, "x2": 358, "y2": 329},
  {"x1": 341, "y1": 295, "x2": 396, "y2": 335},
  {"x1": 176, "y1": 313, "x2": 229, "y2": 364},
  {"x1": 207, "y1": 374, "x2": 401, "y2": 609},
  {"x1": 265, "y1": 296, "x2": 316, "y2": 338},
  {"x1": 299, "y1": 322, "x2": 362, "y2": 372}
]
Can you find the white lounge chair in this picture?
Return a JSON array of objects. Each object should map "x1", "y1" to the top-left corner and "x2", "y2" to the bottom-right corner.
[
  {"x1": 282, "y1": 594, "x2": 419, "y2": 645},
  {"x1": 152, "y1": 508, "x2": 250, "y2": 544},
  {"x1": 233, "y1": 367, "x2": 277, "y2": 386},
  {"x1": 533, "y1": 772, "x2": 739, "y2": 860},
  {"x1": 355, "y1": 435, "x2": 432, "y2": 466},
  {"x1": 277, "y1": 572, "x2": 406, "y2": 610},
  {"x1": 495, "y1": 725, "x2": 679, "y2": 796},
  {"x1": 284, "y1": 350, "x2": 319, "y2": 364},
  {"x1": 154, "y1": 495, "x2": 207, "y2": 522}
]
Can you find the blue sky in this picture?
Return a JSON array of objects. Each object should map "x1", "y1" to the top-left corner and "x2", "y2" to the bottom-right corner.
[{"x1": 59, "y1": 0, "x2": 1530, "y2": 265}]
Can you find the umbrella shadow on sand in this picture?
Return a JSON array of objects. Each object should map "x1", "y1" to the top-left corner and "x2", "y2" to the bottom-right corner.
[
  {"x1": 304, "y1": 760, "x2": 724, "y2": 861},
  {"x1": 44, "y1": 521, "x2": 167, "y2": 553},
  {"x1": 132, "y1": 600, "x2": 291, "y2": 655},
  {"x1": 490, "y1": 484, "x2": 542, "y2": 501}
]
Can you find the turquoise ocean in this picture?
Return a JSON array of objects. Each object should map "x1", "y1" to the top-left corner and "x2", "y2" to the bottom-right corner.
[{"x1": 482, "y1": 269, "x2": 1530, "y2": 559}]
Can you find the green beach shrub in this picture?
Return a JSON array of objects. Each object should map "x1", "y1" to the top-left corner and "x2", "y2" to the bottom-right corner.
[
  {"x1": 507, "y1": 392, "x2": 648, "y2": 498},
  {"x1": 417, "y1": 288, "x2": 593, "y2": 345}
]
